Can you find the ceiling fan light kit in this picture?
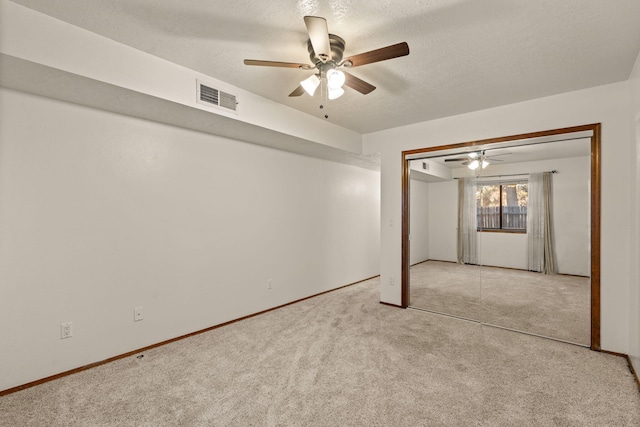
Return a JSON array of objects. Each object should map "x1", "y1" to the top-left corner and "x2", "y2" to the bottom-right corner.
[
  {"x1": 301, "y1": 74, "x2": 320, "y2": 96},
  {"x1": 243, "y1": 16, "x2": 409, "y2": 118},
  {"x1": 328, "y1": 86, "x2": 345, "y2": 100},
  {"x1": 468, "y1": 159, "x2": 489, "y2": 170},
  {"x1": 326, "y1": 69, "x2": 346, "y2": 90}
]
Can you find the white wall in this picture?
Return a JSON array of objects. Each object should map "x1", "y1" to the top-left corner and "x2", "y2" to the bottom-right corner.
[
  {"x1": 365, "y1": 81, "x2": 632, "y2": 353},
  {"x1": 0, "y1": 88, "x2": 380, "y2": 391},
  {"x1": 409, "y1": 179, "x2": 429, "y2": 265},
  {"x1": 629, "y1": 49, "x2": 640, "y2": 375},
  {"x1": 478, "y1": 233, "x2": 527, "y2": 270},
  {"x1": 427, "y1": 180, "x2": 458, "y2": 262}
]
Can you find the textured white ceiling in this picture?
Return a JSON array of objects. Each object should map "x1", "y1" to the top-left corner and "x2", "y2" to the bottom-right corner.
[{"x1": 9, "y1": 0, "x2": 640, "y2": 134}]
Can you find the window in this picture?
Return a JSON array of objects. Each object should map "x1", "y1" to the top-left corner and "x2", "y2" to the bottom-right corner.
[{"x1": 476, "y1": 181, "x2": 528, "y2": 231}]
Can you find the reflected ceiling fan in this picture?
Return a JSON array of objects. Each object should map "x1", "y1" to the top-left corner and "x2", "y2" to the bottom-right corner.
[
  {"x1": 244, "y1": 16, "x2": 409, "y2": 103},
  {"x1": 444, "y1": 151, "x2": 511, "y2": 170}
]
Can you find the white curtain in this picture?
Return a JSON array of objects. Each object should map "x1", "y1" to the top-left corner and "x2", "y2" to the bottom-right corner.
[
  {"x1": 457, "y1": 177, "x2": 478, "y2": 265},
  {"x1": 527, "y1": 172, "x2": 556, "y2": 274}
]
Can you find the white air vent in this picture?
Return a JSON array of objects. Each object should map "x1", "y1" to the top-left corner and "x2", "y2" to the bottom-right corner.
[{"x1": 197, "y1": 80, "x2": 238, "y2": 113}]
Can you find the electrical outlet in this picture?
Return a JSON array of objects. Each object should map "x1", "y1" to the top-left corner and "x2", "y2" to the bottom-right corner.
[
  {"x1": 134, "y1": 306, "x2": 144, "y2": 322},
  {"x1": 60, "y1": 322, "x2": 73, "y2": 339},
  {"x1": 267, "y1": 279, "x2": 272, "y2": 290},
  {"x1": 389, "y1": 276, "x2": 395, "y2": 286}
]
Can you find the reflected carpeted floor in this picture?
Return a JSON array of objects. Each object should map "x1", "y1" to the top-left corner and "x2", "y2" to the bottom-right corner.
[
  {"x1": 1, "y1": 278, "x2": 637, "y2": 426},
  {"x1": 410, "y1": 261, "x2": 590, "y2": 345}
]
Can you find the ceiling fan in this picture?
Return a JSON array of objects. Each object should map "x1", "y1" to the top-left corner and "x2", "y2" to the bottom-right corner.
[
  {"x1": 444, "y1": 151, "x2": 511, "y2": 170},
  {"x1": 243, "y1": 16, "x2": 409, "y2": 101}
]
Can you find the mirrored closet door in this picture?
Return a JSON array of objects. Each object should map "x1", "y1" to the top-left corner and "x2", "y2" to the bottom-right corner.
[{"x1": 406, "y1": 128, "x2": 597, "y2": 347}]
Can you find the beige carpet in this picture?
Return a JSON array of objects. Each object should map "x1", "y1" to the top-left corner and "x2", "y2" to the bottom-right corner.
[
  {"x1": 410, "y1": 261, "x2": 590, "y2": 345},
  {"x1": 1, "y1": 278, "x2": 638, "y2": 426}
]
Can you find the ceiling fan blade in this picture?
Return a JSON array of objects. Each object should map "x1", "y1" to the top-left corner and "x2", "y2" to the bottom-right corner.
[
  {"x1": 244, "y1": 59, "x2": 311, "y2": 69},
  {"x1": 343, "y1": 42, "x2": 409, "y2": 67},
  {"x1": 343, "y1": 71, "x2": 376, "y2": 94},
  {"x1": 289, "y1": 85, "x2": 305, "y2": 97},
  {"x1": 444, "y1": 157, "x2": 469, "y2": 162},
  {"x1": 304, "y1": 16, "x2": 332, "y2": 62}
]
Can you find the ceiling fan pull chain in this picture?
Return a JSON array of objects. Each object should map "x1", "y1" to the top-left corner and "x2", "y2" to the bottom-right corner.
[
  {"x1": 319, "y1": 77, "x2": 329, "y2": 119},
  {"x1": 324, "y1": 81, "x2": 330, "y2": 119}
]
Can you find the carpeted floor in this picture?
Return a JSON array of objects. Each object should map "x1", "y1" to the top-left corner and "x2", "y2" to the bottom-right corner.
[
  {"x1": 1, "y1": 278, "x2": 638, "y2": 426},
  {"x1": 410, "y1": 261, "x2": 590, "y2": 345}
]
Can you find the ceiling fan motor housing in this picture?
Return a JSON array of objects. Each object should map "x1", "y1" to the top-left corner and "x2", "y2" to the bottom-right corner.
[{"x1": 308, "y1": 34, "x2": 346, "y2": 66}]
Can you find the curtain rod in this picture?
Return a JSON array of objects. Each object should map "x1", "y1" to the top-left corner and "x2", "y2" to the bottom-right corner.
[{"x1": 454, "y1": 170, "x2": 557, "y2": 179}]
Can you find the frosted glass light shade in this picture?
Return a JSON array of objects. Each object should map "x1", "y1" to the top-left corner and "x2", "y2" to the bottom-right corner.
[
  {"x1": 468, "y1": 160, "x2": 480, "y2": 170},
  {"x1": 328, "y1": 87, "x2": 344, "y2": 100},
  {"x1": 326, "y1": 69, "x2": 346, "y2": 90},
  {"x1": 482, "y1": 160, "x2": 489, "y2": 169},
  {"x1": 301, "y1": 74, "x2": 320, "y2": 96}
]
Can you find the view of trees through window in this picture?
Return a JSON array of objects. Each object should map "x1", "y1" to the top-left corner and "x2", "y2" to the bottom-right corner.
[{"x1": 476, "y1": 182, "x2": 528, "y2": 231}]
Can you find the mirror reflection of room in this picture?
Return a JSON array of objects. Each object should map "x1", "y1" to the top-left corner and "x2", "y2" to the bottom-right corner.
[{"x1": 408, "y1": 137, "x2": 591, "y2": 345}]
